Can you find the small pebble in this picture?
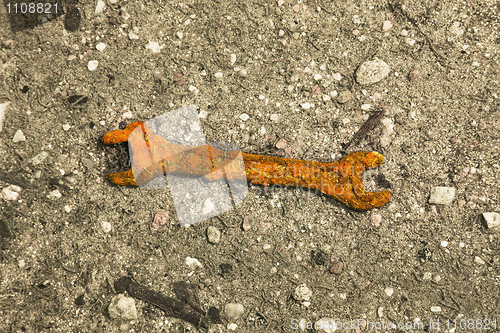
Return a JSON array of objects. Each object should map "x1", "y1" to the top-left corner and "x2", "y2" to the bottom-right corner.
[
  {"x1": 292, "y1": 4, "x2": 300, "y2": 12},
  {"x1": 176, "y1": 32, "x2": 183, "y2": 39},
  {"x1": 315, "y1": 318, "x2": 336, "y2": 333},
  {"x1": 64, "y1": 205, "x2": 71, "y2": 213},
  {"x1": 101, "y1": 221, "x2": 112, "y2": 233},
  {"x1": 475, "y1": 256, "x2": 485, "y2": 265},
  {"x1": 385, "y1": 287, "x2": 394, "y2": 296},
  {"x1": 429, "y1": 187, "x2": 455, "y2": 205},
  {"x1": 47, "y1": 189, "x2": 62, "y2": 199},
  {"x1": 186, "y1": 257, "x2": 202, "y2": 269},
  {"x1": 314, "y1": 74, "x2": 322, "y2": 80},
  {"x1": 230, "y1": 54, "x2": 236, "y2": 65},
  {"x1": 336, "y1": 90, "x2": 352, "y2": 104},
  {"x1": 225, "y1": 303, "x2": 244, "y2": 320},
  {"x1": 355, "y1": 59, "x2": 390, "y2": 85},
  {"x1": 330, "y1": 261, "x2": 343, "y2": 275},
  {"x1": 128, "y1": 31, "x2": 139, "y2": 40},
  {"x1": 95, "y1": 0, "x2": 106, "y2": 14},
  {"x1": 352, "y1": 29, "x2": 360, "y2": 36},
  {"x1": 483, "y1": 212, "x2": 500, "y2": 229},
  {"x1": 122, "y1": 111, "x2": 133, "y2": 119},
  {"x1": 227, "y1": 323, "x2": 238, "y2": 331},
  {"x1": 270, "y1": 114, "x2": 279, "y2": 122},
  {"x1": 405, "y1": 38, "x2": 416, "y2": 46},
  {"x1": 382, "y1": 21, "x2": 393, "y2": 31},
  {"x1": 430, "y1": 306, "x2": 441, "y2": 313},
  {"x1": 215, "y1": 72, "x2": 223, "y2": 78},
  {"x1": 88, "y1": 60, "x2": 99, "y2": 71},
  {"x1": 323, "y1": 95, "x2": 331, "y2": 101},
  {"x1": 301, "y1": 102, "x2": 311, "y2": 109},
  {"x1": 242, "y1": 216, "x2": 252, "y2": 231},
  {"x1": 441, "y1": 241, "x2": 448, "y2": 247},
  {"x1": 0, "y1": 102, "x2": 9, "y2": 132},
  {"x1": 207, "y1": 226, "x2": 221, "y2": 244},
  {"x1": 146, "y1": 41, "x2": 162, "y2": 53},
  {"x1": 152, "y1": 211, "x2": 169, "y2": 231},
  {"x1": 276, "y1": 138, "x2": 287, "y2": 149},
  {"x1": 62, "y1": 124, "x2": 71, "y2": 131},
  {"x1": 400, "y1": 29, "x2": 408, "y2": 36},
  {"x1": 408, "y1": 68, "x2": 420, "y2": 81},
  {"x1": 96, "y1": 43, "x2": 106, "y2": 52},
  {"x1": 293, "y1": 284, "x2": 312, "y2": 301},
  {"x1": 361, "y1": 104, "x2": 371, "y2": 111},
  {"x1": 108, "y1": 294, "x2": 138, "y2": 320},
  {"x1": 239, "y1": 113, "x2": 249, "y2": 121},
  {"x1": 332, "y1": 73, "x2": 342, "y2": 81},
  {"x1": 1, "y1": 185, "x2": 21, "y2": 201},
  {"x1": 2, "y1": 39, "x2": 14, "y2": 48},
  {"x1": 18, "y1": 259, "x2": 25, "y2": 268},
  {"x1": 13, "y1": 130, "x2": 26, "y2": 142},
  {"x1": 372, "y1": 214, "x2": 382, "y2": 227}
]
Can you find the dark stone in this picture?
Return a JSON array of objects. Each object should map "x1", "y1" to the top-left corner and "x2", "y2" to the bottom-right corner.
[
  {"x1": 75, "y1": 293, "x2": 85, "y2": 306},
  {"x1": 21, "y1": 86, "x2": 29, "y2": 93},
  {"x1": 311, "y1": 250, "x2": 328, "y2": 266},
  {"x1": 220, "y1": 263, "x2": 233, "y2": 276},
  {"x1": 65, "y1": 7, "x2": 81, "y2": 32}
]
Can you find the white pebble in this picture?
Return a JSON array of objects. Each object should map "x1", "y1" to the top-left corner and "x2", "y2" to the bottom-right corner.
[
  {"x1": 1, "y1": 185, "x2": 21, "y2": 201},
  {"x1": 293, "y1": 284, "x2": 312, "y2": 301},
  {"x1": 185, "y1": 256, "x2": 202, "y2": 269},
  {"x1": 47, "y1": 189, "x2": 62, "y2": 199},
  {"x1": 0, "y1": 102, "x2": 9, "y2": 132},
  {"x1": 239, "y1": 113, "x2": 249, "y2": 121},
  {"x1": 301, "y1": 102, "x2": 311, "y2": 109},
  {"x1": 230, "y1": 54, "x2": 236, "y2": 65},
  {"x1": 361, "y1": 104, "x2": 371, "y2": 110},
  {"x1": 270, "y1": 114, "x2": 279, "y2": 121},
  {"x1": 145, "y1": 41, "x2": 163, "y2": 53},
  {"x1": 122, "y1": 111, "x2": 133, "y2": 119},
  {"x1": 95, "y1": 0, "x2": 105, "y2": 14},
  {"x1": 429, "y1": 187, "x2": 455, "y2": 205},
  {"x1": 128, "y1": 32, "x2": 139, "y2": 40},
  {"x1": 332, "y1": 73, "x2": 342, "y2": 81},
  {"x1": 189, "y1": 85, "x2": 199, "y2": 94},
  {"x1": 441, "y1": 241, "x2": 448, "y2": 247},
  {"x1": 176, "y1": 32, "x2": 183, "y2": 39},
  {"x1": 101, "y1": 221, "x2": 112, "y2": 233},
  {"x1": 323, "y1": 94, "x2": 331, "y2": 101},
  {"x1": 314, "y1": 74, "x2": 322, "y2": 80},
  {"x1": 474, "y1": 256, "x2": 485, "y2": 265},
  {"x1": 342, "y1": 118, "x2": 350, "y2": 125},
  {"x1": 400, "y1": 29, "x2": 408, "y2": 36},
  {"x1": 430, "y1": 306, "x2": 441, "y2": 313},
  {"x1": 259, "y1": 95, "x2": 265, "y2": 100},
  {"x1": 385, "y1": 287, "x2": 394, "y2": 296},
  {"x1": 13, "y1": 129, "x2": 26, "y2": 142},
  {"x1": 62, "y1": 124, "x2": 71, "y2": 131},
  {"x1": 64, "y1": 205, "x2": 71, "y2": 213},
  {"x1": 88, "y1": 60, "x2": 99, "y2": 71},
  {"x1": 330, "y1": 90, "x2": 338, "y2": 97},
  {"x1": 96, "y1": 42, "x2": 106, "y2": 52},
  {"x1": 214, "y1": 72, "x2": 223, "y2": 78},
  {"x1": 227, "y1": 323, "x2": 237, "y2": 331},
  {"x1": 198, "y1": 110, "x2": 208, "y2": 118},
  {"x1": 382, "y1": 20, "x2": 393, "y2": 31},
  {"x1": 483, "y1": 212, "x2": 500, "y2": 229}
]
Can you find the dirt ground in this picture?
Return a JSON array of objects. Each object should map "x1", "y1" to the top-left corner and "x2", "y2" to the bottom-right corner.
[{"x1": 1, "y1": 0, "x2": 499, "y2": 332}]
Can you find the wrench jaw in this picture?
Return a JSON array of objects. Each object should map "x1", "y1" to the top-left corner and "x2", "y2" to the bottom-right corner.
[{"x1": 321, "y1": 151, "x2": 391, "y2": 210}]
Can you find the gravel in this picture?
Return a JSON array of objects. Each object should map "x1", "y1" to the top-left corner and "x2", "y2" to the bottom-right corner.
[
  {"x1": 355, "y1": 59, "x2": 390, "y2": 85},
  {"x1": 429, "y1": 187, "x2": 456, "y2": 205}
]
